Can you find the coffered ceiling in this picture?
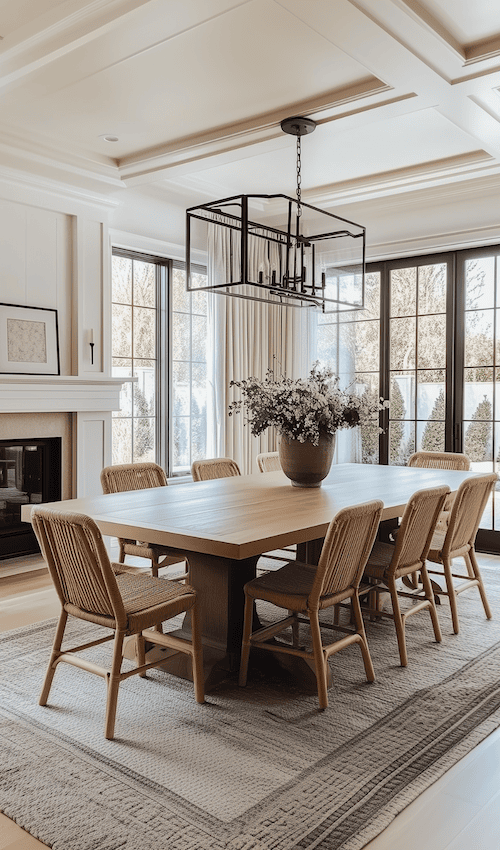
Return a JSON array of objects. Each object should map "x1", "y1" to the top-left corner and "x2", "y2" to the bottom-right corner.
[{"x1": 1, "y1": 0, "x2": 500, "y2": 210}]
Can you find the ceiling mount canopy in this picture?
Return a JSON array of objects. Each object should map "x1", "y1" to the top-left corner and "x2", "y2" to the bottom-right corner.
[{"x1": 186, "y1": 116, "x2": 366, "y2": 312}]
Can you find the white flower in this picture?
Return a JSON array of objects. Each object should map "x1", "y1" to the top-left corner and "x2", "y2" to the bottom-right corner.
[{"x1": 228, "y1": 363, "x2": 389, "y2": 446}]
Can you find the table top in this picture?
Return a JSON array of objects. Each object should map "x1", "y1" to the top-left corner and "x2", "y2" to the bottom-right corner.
[{"x1": 21, "y1": 463, "x2": 478, "y2": 560}]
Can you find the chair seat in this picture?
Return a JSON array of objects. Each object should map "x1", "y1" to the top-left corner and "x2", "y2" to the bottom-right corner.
[
  {"x1": 122, "y1": 539, "x2": 183, "y2": 564},
  {"x1": 364, "y1": 540, "x2": 425, "y2": 581},
  {"x1": 65, "y1": 570, "x2": 196, "y2": 632},
  {"x1": 245, "y1": 559, "x2": 353, "y2": 611}
]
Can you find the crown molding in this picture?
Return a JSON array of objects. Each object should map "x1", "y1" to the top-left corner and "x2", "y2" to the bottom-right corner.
[
  {"x1": 0, "y1": 165, "x2": 122, "y2": 213},
  {"x1": 368, "y1": 222, "x2": 500, "y2": 262},
  {"x1": 308, "y1": 151, "x2": 497, "y2": 207}
]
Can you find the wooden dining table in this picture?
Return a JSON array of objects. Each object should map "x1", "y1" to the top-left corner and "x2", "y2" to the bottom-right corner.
[{"x1": 22, "y1": 462, "x2": 478, "y2": 689}]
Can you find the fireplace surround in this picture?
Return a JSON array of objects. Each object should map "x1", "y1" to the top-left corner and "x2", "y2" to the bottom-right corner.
[
  {"x1": 0, "y1": 375, "x2": 126, "y2": 562},
  {"x1": 0, "y1": 437, "x2": 61, "y2": 558}
]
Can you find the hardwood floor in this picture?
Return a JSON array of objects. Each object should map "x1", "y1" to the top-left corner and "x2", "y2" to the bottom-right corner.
[{"x1": 1, "y1": 553, "x2": 500, "y2": 850}]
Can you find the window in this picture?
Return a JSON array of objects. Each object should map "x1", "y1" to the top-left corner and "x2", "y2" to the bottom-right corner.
[
  {"x1": 316, "y1": 270, "x2": 381, "y2": 463},
  {"x1": 111, "y1": 250, "x2": 208, "y2": 476},
  {"x1": 171, "y1": 264, "x2": 208, "y2": 475},
  {"x1": 315, "y1": 244, "x2": 500, "y2": 549}
]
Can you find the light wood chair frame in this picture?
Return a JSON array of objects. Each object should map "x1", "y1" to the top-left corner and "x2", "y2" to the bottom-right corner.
[
  {"x1": 426, "y1": 473, "x2": 496, "y2": 634},
  {"x1": 191, "y1": 457, "x2": 241, "y2": 481},
  {"x1": 239, "y1": 499, "x2": 384, "y2": 709},
  {"x1": 100, "y1": 461, "x2": 188, "y2": 581},
  {"x1": 362, "y1": 485, "x2": 449, "y2": 667},
  {"x1": 408, "y1": 451, "x2": 471, "y2": 529},
  {"x1": 256, "y1": 451, "x2": 281, "y2": 473},
  {"x1": 32, "y1": 507, "x2": 204, "y2": 740}
]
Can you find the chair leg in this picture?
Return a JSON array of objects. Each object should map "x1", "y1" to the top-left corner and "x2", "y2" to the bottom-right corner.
[
  {"x1": 290, "y1": 610, "x2": 300, "y2": 647},
  {"x1": 39, "y1": 609, "x2": 68, "y2": 706},
  {"x1": 238, "y1": 594, "x2": 254, "y2": 687},
  {"x1": 442, "y1": 555, "x2": 460, "y2": 634},
  {"x1": 467, "y1": 549, "x2": 493, "y2": 620},
  {"x1": 351, "y1": 593, "x2": 375, "y2": 682},
  {"x1": 310, "y1": 610, "x2": 328, "y2": 709},
  {"x1": 389, "y1": 578, "x2": 408, "y2": 667},
  {"x1": 149, "y1": 556, "x2": 164, "y2": 632},
  {"x1": 136, "y1": 633, "x2": 147, "y2": 677},
  {"x1": 105, "y1": 630, "x2": 125, "y2": 740},
  {"x1": 420, "y1": 564, "x2": 442, "y2": 643},
  {"x1": 189, "y1": 600, "x2": 205, "y2": 704}
]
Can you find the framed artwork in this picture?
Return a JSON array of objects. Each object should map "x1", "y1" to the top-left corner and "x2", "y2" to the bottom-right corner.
[{"x1": 0, "y1": 303, "x2": 60, "y2": 375}]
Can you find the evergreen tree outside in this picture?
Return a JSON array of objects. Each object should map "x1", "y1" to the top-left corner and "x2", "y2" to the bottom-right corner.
[
  {"x1": 421, "y1": 388, "x2": 445, "y2": 452},
  {"x1": 464, "y1": 395, "x2": 492, "y2": 462},
  {"x1": 360, "y1": 387, "x2": 379, "y2": 463},
  {"x1": 390, "y1": 379, "x2": 405, "y2": 465}
]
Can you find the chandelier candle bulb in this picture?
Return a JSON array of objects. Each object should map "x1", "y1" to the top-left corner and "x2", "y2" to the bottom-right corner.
[{"x1": 186, "y1": 116, "x2": 366, "y2": 312}]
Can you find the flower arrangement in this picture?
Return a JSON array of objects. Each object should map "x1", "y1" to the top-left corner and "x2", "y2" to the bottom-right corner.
[{"x1": 228, "y1": 363, "x2": 389, "y2": 446}]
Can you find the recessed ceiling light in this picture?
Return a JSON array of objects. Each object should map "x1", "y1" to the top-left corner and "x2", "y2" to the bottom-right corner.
[{"x1": 100, "y1": 134, "x2": 119, "y2": 142}]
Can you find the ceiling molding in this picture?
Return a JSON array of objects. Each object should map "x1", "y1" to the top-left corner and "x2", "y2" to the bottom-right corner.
[
  {"x1": 368, "y1": 222, "x2": 500, "y2": 262},
  {"x1": 308, "y1": 151, "x2": 496, "y2": 206},
  {"x1": 0, "y1": 128, "x2": 121, "y2": 188},
  {"x1": 0, "y1": 0, "x2": 154, "y2": 89},
  {"x1": 118, "y1": 79, "x2": 392, "y2": 183},
  {"x1": 0, "y1": 165, "x2": 121, "y2": 212},
  {"x1": 464, "y1": 36, "x2": 500, "y2": 66},
  {"x1": 386, "y1": 0, "x2": 465, "y2": 60}
]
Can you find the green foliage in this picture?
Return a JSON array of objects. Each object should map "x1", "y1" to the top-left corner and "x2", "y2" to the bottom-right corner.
[
  {"x1": 421, "y1": 388, "x2": 445, "y2": 452},
  {"x1": 389, "y1": 379, "x2": 405, "y2": 465},
  {"x1": 464, "y1": 395, "x2": 492, "y2": 462}
]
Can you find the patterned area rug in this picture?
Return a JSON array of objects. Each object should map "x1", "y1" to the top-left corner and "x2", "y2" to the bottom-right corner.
[{"x1": 2, "y1": 561, "x2": 500, "y2": 850}]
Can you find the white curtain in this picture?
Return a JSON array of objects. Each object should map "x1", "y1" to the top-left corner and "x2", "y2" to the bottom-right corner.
[{"x1": 206, "y1": 221, "x2": 312, "y2": 473}]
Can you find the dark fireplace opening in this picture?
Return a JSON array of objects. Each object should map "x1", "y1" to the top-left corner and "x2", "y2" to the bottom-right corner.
[{"x1": 0, "y1": 437, "x2": 62, "y2": 559}]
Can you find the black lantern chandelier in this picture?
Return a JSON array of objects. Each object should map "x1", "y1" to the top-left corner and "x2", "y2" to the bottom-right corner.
[{"x1": 186, "y1": 116, "x2": 366, "y2": 312}]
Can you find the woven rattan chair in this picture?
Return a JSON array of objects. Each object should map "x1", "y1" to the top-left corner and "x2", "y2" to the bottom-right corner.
[
  {"x1": 191, "y1": 457, "x2": 241, "y2": 481},
  {"x1": 408, "y1": 451, "x2": 471, "y2": 530},
  {"x1": 362, "y1": 485, "x2": 449, "y2": 667},
  {"x1": 100, "y1": 462, "x2": 188, "y2": 581},
  {"x1": 426, "y1": 473, "x2": 496, "y2": 634},
  {"x1": 32, "y1": 507, "x2": 204, "y2": 740},
  {"x1": 256, "y1": 451, "x2": 281, "y2": 473},
  {"x1": 239, "y1": 499, "x2": 384, "y2": 709}
]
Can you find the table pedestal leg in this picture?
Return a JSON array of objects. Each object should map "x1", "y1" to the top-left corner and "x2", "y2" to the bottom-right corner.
[{"x1": 142, "y1": 552, "x2": 260, "y2": 691}]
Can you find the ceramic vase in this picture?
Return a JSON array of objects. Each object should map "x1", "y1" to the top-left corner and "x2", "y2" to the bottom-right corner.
[{"x1": 278, "y1": 431, "x2": 336, "y2": 488}]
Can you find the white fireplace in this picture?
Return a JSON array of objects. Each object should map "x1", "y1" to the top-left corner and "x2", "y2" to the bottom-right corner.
[{"x1": 0, "y1": 376, "x2": 126, "y2": 499}]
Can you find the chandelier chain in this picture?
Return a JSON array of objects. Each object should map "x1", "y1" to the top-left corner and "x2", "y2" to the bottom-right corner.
[{"x1": 296, "y1": 134, "x2": 302, "y2": 218}]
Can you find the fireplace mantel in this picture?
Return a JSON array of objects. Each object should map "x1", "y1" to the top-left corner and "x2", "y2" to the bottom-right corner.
[{"x1": 0, "y1": 375, "x2": 129, "y2": 413}]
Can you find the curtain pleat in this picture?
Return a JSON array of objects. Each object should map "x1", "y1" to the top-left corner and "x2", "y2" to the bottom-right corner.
[{"x1": 206, "y1": 222, "x2": 312, "y2": 473}]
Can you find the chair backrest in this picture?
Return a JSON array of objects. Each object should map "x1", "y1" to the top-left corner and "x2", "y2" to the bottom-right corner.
[
  {"x1": 191, "y1": 457, "x2": 241, "y2": 481},
  {"x1": 389, "y1": 485, "x2": 450, "y2": 575},
  {"x1": 100, "y1": 462, "x2": 167, "y2": 494},
  {"x1": 309, "y1": 500, "x2": 384, "y2": 608},
  {"x1": 31, "y1": 507, "x2": 127, "y2": 629},
  {"x1": 256, "y1": 452, "x2": 281, "y2": 473},
  {"x1": 408, "y1": 451, "x2": 471, "y2": 471},
  {"x1": 442, "y1": 473, "x2": 497, "y2": 557}
]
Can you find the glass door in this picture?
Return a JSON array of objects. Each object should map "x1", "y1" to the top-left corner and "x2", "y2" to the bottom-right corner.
[
  {"x1": 386, "y1": 256, "x2": 452, "y2": 466},
  {"x1": 460, "y1": 249, "x2": 500, "y2": 549}
]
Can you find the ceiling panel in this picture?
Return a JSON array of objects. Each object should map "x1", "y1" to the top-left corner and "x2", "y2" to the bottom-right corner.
[
  {"x1": 166, "y1": 109, "x2": 483, "y2": 199},
  {"x1": 0, "y1": 0, "x2": 70, "y2": 39},
  {"x1": 0, "y1": 0, "x2": 375, "y2": 159},
  {"x1": 419, "y1": 0, "x2": 500, "y2": 45}
]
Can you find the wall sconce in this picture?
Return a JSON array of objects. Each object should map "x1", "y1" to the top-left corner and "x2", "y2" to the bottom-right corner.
[{"x1": 88, "y1": 329, "x2": 94, "y2": 365}]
